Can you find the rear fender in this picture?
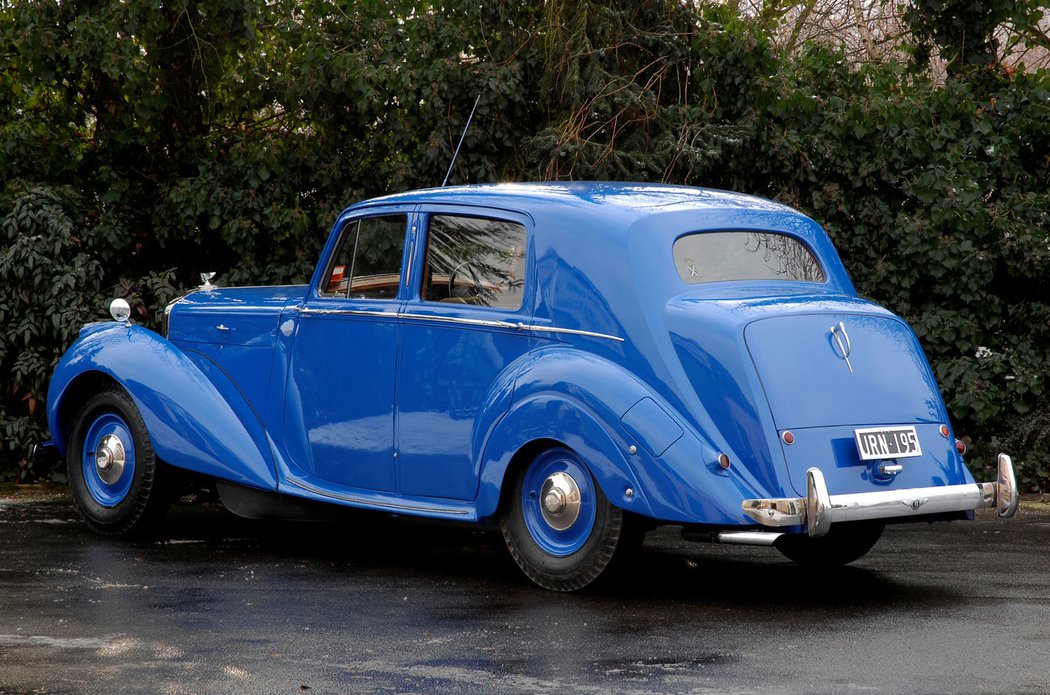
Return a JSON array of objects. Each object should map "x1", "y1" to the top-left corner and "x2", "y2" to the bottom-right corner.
[
  {"x1": 47, "y1": 323, "x2": 277, "y2": 490},
  {"x1": 476, "y1": 393, "x2": 655, "y2": 520},
  {"x1": 476, "y1": 346, "x2": 771, "y2": 525}
]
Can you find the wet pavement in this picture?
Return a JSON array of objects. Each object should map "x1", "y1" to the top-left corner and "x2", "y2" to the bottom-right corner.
[{"x1": 1, "y1": 491, "x2": 1049, "y2": 694}]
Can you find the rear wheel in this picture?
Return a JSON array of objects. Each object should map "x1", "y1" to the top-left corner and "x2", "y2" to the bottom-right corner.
[
  {"x1": 500, "y1": 447, "x2": 632, "y2": 591},
  {"x1": 775, "y1": 521, "x2": 884, "y2": 567},
  {"x1": 67, "y1": 386, "x2": 169, "y2": 536}
]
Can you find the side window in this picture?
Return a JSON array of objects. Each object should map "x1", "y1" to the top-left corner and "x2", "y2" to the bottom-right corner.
[
  {"x1": 421, "y1": 215, "x2": 526, "y2": 310},
  {"x1": 322, "y1": 215, "x2": 407, "y2": 299}
]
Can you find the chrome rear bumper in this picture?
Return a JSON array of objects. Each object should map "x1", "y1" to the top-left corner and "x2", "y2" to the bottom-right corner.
[{"x1": 743, "y1": 453, "x2": 1019, "y2": 537}]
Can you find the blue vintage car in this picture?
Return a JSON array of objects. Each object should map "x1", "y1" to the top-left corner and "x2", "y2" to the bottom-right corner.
[{"x1": 45, "y1": 182, "x2": 1018, "y2": 590}]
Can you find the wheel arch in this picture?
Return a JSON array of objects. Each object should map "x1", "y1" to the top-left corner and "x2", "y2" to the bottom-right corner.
[
  {"x1": 476, "y1": 394, "x2": 655, "y2": 522},
  {"x1": 47, "y1": 323, "x2": 277, "y2": 491},
  {"x1": 52, "y1": 370, "x2": 120, "y2": 446},
  {"x1": 494, "y1": 437, "x2": 564, "y2": 517}
]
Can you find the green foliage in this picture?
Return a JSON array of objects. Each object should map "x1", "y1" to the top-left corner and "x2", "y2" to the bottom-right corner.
[
  {"x1": 1, "y1": 0, "x2": 1048, "y2": 489},
  {"x1": 904, "y1": 0, "x2": 1049, "y2": 76},
  {"x1": 0, "y1": 185, "x2": 98, "y2": 480}
]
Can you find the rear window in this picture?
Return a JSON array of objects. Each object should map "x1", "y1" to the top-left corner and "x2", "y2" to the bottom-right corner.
[{"x1": 673, "y1": 231, "x2": 825, "y2": 284}]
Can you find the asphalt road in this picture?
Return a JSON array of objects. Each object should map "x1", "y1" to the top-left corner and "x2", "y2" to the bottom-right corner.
[{"x1": 1, "y1": 490, "x2": 1049, "y2": 695}]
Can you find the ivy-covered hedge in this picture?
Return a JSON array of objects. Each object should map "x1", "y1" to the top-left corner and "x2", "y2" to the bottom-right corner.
[{"x1": 1, "y1": 0, "x2": 1047, "y2": 488}]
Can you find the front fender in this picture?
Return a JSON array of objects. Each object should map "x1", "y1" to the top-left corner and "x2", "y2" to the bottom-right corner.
[{"x1": 47, "y1": 323, "x2": 277, "y2": 491}]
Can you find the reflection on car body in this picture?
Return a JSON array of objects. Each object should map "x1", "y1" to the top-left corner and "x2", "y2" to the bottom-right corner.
[{"x1": 44, "y1": 182, "x2": 1019, "y2": 591}]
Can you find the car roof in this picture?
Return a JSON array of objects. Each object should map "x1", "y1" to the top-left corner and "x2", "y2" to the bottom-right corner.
[{"x1": 344, "y1": 182, "x2": 799, "y2": 222}]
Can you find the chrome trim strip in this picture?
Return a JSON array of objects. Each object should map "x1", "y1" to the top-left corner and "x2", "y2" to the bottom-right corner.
[
  {"x1": 530, "y1": 324, "x2": 625, "y2": 342},
  {"x1": 400, "y1": 312, "x2": 518, "y2": 331},
  {"x1": 743, "y1": 453, "x2": 1020, "y2": 535},
  {"x1": 298, "y1": 307, "x2": 397, "y2": 318},
  {"x1": 284, "y1": 477, "x2": 471, "y2": 516},
  {"x1": 296, "y1": 306, "x2": 624, "y2": 342},
  {"x1": 180, "y1": 305, "x2": 289, "y2": 314},
  {"x1": 399, "y1": 312, "x2": 624, "y2": 342}
]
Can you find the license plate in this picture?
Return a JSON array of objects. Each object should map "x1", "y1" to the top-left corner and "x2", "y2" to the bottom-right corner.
[{"x1": 854, "y1": 426, "x2": 922, "y2": 461}]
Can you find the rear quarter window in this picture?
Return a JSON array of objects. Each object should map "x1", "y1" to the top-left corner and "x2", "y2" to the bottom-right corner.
[{"x1": 673, "y1": 231, "x2": 825, "y2": 284}]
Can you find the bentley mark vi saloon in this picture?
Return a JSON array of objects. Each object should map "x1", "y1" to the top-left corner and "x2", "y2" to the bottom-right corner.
[{"x1": 44, "y1": 182, "x2": 1019, "y2": 590}]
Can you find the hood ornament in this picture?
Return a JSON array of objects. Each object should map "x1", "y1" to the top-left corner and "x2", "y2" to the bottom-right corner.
[{"x1": 829, "y1": 321, "x2": 854, "y2": 373}]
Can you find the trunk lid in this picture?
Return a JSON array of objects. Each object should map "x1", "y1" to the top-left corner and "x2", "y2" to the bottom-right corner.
[{"x1": 743, "y1": 312, "x2": 944, "y2": 430}]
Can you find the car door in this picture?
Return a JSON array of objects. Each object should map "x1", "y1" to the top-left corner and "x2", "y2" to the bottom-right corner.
[
  {"x1": 396, "y1": 209, "x2": 533, "y2": 500},
  {"x1": 282, "y1": 211, "x2": 412, "y2": 492}
]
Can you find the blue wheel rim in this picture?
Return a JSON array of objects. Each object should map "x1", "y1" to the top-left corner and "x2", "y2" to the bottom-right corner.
[
  {"x1": 81, "y1": 412, "x2": 136, "y2": 508},
  {"x1": 521, "y1": 449, "x2": 596, "y2": 556}
]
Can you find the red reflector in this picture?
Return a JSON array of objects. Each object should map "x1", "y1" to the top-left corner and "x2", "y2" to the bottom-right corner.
[
  {"x1": 939, "y1": 424, "x2": 950, "y2": 437},
  {"x1": 782, "y1": 431, "x2": 795, "y2": 445},
  {"x1": 955, "y1": 439, "x2": 966, "y2": 455},
  {"x1": 718, "y1": 453, "x2": 731, "y2": 470}
]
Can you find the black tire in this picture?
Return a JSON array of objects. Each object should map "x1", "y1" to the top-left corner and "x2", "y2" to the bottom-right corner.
[
  {"x1": 775, "y1": 521, "x2": 884, "y2": 567},
  {"x1": 500, "y1": 447, "x2": 631, "y2": 591},
  {"x1": 66, "y1": 386, "x2": 169, "y2": 536}
]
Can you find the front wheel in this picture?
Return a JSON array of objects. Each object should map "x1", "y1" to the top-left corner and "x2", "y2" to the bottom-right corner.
[
  {"x1": 500, "y1": 447, "x2": 632, "y2": 591},
  {"x1": 67, "y1": 386, "x2": 169, "y2": 536},
  {"x1": 775, "y1": 521, "x2": 884, "y2": 567}
]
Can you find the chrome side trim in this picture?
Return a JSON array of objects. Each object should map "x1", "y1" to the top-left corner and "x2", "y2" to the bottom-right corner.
[
  {"x1": 298, "y1": 307, "x2": 397, "y2": 319},
  {"x1": 743, "y1": 453, "x2": 1020, "y2": 536},
  {"x1": 529, "y1": 324, "x2": 625, "y2": 342},
  {"x1": 296, "y1": 305, "x2": 623, "y2": 341},
  {"x1": 399, "y1": 312, "x2": 625, "y2": 342},
  {"x1": 284, "y1": 476, "x2": 471, "y2": 516},
  {"x1": 180, "y1": 304, "x2": 292, "y2": 314},
  {"x1": 400, "y1": 312, "x2": 518, "y2": 331}
]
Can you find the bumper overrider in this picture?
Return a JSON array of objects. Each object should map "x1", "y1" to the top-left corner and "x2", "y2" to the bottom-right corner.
[{"x1": 742, "y1": 454, "x2": 1020, "y2": 537}]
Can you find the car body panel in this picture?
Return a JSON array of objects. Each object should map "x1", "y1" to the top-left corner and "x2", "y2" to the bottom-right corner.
[{"x1": 283, "y1": 300, "x2": 400, "y2": 492}]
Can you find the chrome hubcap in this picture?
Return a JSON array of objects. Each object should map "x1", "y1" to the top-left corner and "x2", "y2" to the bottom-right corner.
[
  {"x1": 539, "y1": 472, "x2": 581, "y2": 531},
  {"x1": 94, "y1": 434, "x2": 126, "y2": 485}
]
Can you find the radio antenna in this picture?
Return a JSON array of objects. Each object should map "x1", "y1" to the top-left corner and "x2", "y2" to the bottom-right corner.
[{"x1": 441, "y1": 94, "x2": 481, "y2": 187}]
